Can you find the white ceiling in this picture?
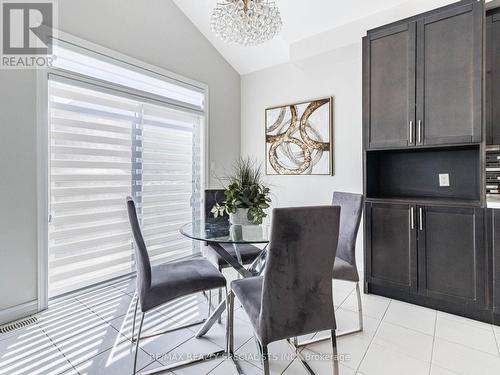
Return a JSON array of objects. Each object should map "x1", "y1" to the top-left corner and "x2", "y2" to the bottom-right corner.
[{"x1": 173, "y1": 0, "x2": 414, "y2": 75}]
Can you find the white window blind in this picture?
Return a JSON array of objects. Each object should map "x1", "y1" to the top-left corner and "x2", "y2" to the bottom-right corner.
[
  {"x1": 51, "y1": 43, "x2": 205, "y2": 112},
  {"x1": 48, "y1": 71, "x2": 204, "y2": 297}
]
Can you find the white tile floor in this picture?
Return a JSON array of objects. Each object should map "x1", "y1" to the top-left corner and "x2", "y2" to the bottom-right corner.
[{"x1": 2, "y1": 275, "x2": 500, "y2": 375}]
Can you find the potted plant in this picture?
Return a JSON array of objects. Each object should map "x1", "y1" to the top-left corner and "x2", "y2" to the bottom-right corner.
[{"x1": 211, "y1": 158, "x2": 271, "y2": 225}]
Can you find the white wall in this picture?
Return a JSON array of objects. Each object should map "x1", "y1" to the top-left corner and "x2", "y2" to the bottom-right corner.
[
  {"x1": 241, "y1": 45, "x2": 364, "y2": 264},
  {"x1": 241, "y1": 44, "x2": 364, "y2": 208},
  {"x1": 0, "y1": 71, "x2": 39, "y2": 314},
  {"x1": 0, "y1": 0, "x2": 240, "y2": 322}
]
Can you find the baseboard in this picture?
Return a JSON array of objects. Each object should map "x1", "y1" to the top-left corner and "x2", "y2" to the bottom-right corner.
[{"x1": 0, "y1": 300, "x2": 38, "y2": 326}]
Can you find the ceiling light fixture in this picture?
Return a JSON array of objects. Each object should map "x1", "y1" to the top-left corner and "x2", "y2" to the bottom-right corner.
[{"x1": 211, "y1": 0, "x2": 282, "y2": 46}]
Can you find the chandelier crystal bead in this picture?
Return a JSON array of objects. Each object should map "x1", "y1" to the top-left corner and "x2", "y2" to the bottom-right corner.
[{"x1": 211, "y1": 0, "x2": 282, "y2": 46}]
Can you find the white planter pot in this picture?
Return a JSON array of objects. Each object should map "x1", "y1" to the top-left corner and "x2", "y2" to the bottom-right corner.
[{"x1": 229, "y1": 208, "x2": 254, "y2": 225}]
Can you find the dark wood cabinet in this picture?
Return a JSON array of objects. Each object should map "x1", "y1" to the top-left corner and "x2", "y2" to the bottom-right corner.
[
  {"x1": 417, "y1": 206, "x2": 486, "y2": 307},
  {"x1": 487, "y1": 209, "x2": 500, "y2": 322},
  {"x1": 365, "y1": 23, "x2": 416, "y2": 149},
  {"x1": 365, "y1": 202, "x2": 416, "y2": 291},
  {"x1": 364, "y1": 0, "x2": 483, "y2": 149},
  {"x1": 366, "y1": 202, "x2": 487, "y2": 315},
  {"x1": 417, "y1": 3, "x2": 483, "y2": 146},
  {"x1": 486, "y1": 11, "x2": 500, "y2": 145},
  {"x1": 363, "y1": 0, "x2": 493, "y2": 324}
]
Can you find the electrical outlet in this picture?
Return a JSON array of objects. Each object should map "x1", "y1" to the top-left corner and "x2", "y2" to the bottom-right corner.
[{"x1": 439, "y1": 173, "x2": 450, "y2": 187}]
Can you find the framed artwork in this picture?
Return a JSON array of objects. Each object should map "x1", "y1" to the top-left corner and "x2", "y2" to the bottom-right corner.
[{"x1": 265, "y1": 97, "x2": 333, "y2": 175}]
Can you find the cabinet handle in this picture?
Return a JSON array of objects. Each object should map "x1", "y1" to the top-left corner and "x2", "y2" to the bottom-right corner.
[
  {"x1": 419, "y1": 208, "x2": 423, "y2": 231},
  {"x1": 409, "y1": 207, "x2": 415, "y2": 230},
  {"x1": 409, "y1": 121, "x2": 414, "y2": 144},
  {"x1": 417, "y1": 120, "x2": 422, "y2": 144}
]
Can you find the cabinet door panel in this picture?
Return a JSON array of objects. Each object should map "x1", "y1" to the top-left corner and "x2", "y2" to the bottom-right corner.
[
  {"x1": 417, "y1": 3, "x2": 482, "y2": 146},
  {"x1": 418, "y1": 206, "x2": 485, "y2": 306},
  {"x1": 366, "y1": 23, "x2": 416, "y2": 149},
  {"x1": 491, "y1": 209, "x2": 500, "y2": 313},
  {"x1": 487, "y1": 13, "x2": 500, "y2": 145},
  {"x1": 366, "y1": 202, "x2": 416, "y2": 290}
]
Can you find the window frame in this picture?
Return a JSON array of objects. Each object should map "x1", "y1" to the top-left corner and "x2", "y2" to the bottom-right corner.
[{"x1": 36, "y1": 31, "x2": 209, "y2": 310}]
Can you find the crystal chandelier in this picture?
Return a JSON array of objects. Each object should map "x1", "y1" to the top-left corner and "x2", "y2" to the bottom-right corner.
[{"x1": 211, "y1": 0, "x2": 283, "y2": 46}]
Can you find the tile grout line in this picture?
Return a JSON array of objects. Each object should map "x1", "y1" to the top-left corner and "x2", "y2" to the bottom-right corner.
[
  {"x1": 335, "y1": 284, "x2": 357, "y2": 310},
  {"x1": 492, "y1": 325, "x2": 500, "y2": 358},
  {"x1": 203, "y1": 357, "x2": 225, "y2": 375},
  {"x1": 101, "y1": 297, "x2": 198, "y2": 365},
  {"x1": 36, "y1": 299, "x2": 108, "y2": 375},
  {"x1": 428, "y1": 310, "x2": 438, "y2": 375},
  {"x1": 355, "y1": 298, "x2": 392, "y2": 374},
  {"x1": 307, "y1": 284, "x2": 357, "y2": 344},
  {"x1": 35, "y1": 321, "x2": 82, "y2": 375},
  {"x1": 104, "y1": 292, "x2": 234, "y2": 370},
  {"x1": 435, "y1": 334, "x2": 500, "y2": 357},
  {"x1": 44, "y1": 294, "x2": 148, "y2": 373},
  {"x1": 75, "y1": 290, "x2": 131, "y2": 322},
  {"x1": 380, "y1": 316, "x2": 436, "y2": 337}
]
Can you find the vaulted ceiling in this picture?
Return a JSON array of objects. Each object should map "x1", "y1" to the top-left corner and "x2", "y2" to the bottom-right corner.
[{"x1": 173, "y1": 0, "x2": 454, "y2": 75}]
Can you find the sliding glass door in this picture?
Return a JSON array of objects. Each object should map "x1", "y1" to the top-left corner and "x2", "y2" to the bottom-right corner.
[{"x1": 47, "y1": 46, "x2": 205, "y2": 297}]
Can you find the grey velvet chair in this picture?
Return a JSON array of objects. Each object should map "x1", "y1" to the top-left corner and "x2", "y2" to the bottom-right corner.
[
  {"x1": 126, "y1": 197, "x2": 227, "y2": 374},
  {"x1": 332, "y1": 192, "x2": 364, "y2": 331},
  {"x1": 227, "y1": 206, "x2": 341, "y2": 375},
  {"x1": 205, "y1": 189, "x2": 262, "y2": 305},
  {"x1": 297, "y1": 192, "x2": 364, "y2": 348}
]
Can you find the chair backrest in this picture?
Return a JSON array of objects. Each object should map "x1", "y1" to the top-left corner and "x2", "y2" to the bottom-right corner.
[
  {"x1": 332, "y1": 192, "x2": 364, "y2": 265},
  {"x1": 259, "y1": 206, "x2": 341, "y2": 345},
  {"x1": 205, "y1": 189, "x2": 228, "y2": 224},
  {"x1": 126, "y1": 197, "x2": 151, "y2": 306}
]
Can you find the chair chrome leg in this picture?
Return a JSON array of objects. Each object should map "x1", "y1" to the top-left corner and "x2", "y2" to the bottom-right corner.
[
  {"x1": 208, "y1": 289, "x2": 213, "y2": 316},
  {"x1": 218, "y1": 287, "x2": 223, "y2": 324},
  {"x1": 131, "y1": 292, "x2": 139, "y2": 342},
  {"x1": 286, "y1": 338, "x2": 315, "y2": 375},
  {"x1": 224, "y1": 291, "x2": 244, "y2": 375},
  {"x1": 138, "y1": 319, "x2": 207, "y2": 340},
  {"x1": 262, "y1": 345, "x2": 270, "y2": 375},
  {"x1": 331, "y1": 330, "x2": 339, "y2": 375},
  {"x1": 133, "y1": 313, "x2": 144, "y2": 375},
  {"x1": 355, "y1": 281, "x2": 363, "y2": 331},
  {"x1": 254, "y1": 335, "x2": 263, "y2": 357},
  {"x1": 227, "y1": 291, "x2": 235, "y2": 355},
  {"x1": 295, "y1": 281, "x2": 363, "y2": 348},
  {"x1": 139, "y1": 291, "x2": 227, "y2": 375}
]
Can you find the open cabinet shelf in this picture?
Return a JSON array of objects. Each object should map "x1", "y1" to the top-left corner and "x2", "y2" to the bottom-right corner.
[{"x1": 366, "y1": 145, "x2": 481, "y2": 205}]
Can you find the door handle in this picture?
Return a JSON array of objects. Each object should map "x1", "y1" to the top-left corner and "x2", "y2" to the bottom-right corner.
[
  {"x1": 419, "y1": 208, "x2": 424, "y2": 231},
  {"x1": 409, "y1": 121, "x2": 414, "y2": 145},
  {"x1": 409, "y1": 207, "x2": 415, "y2": 230},
  {"x1": 417, "y1": 120, "x2": 422, "y2": 144}
]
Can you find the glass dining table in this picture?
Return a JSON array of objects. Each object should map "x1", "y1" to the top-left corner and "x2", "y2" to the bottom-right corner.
[{"x1": 180, "y1": 220, "x2": 269, "y2": 338}]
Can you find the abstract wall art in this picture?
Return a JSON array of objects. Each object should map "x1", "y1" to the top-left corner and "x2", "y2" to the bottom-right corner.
[{"x1": 265, "y1": 97, "x2": 333, "y2": 175}]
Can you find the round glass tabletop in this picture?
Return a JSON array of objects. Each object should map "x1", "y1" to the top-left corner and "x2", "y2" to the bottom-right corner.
[{"x1": 180, "y1": 220, "x2": 270, "y2": 244}]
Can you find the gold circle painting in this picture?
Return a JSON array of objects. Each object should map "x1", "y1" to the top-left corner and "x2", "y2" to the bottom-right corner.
[{"x1": 265, "y1": 97, "x2": 333, "y2": 175}]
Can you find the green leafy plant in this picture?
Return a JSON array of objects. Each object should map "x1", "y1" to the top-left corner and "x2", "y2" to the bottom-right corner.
[{"x1": 211, "y1": 158, "x2": 271, "y2": 225}]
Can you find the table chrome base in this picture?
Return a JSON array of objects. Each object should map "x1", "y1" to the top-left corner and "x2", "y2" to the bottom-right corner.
[
  {"x1": 196, "y1": 297, "x2": 227, "y2": 338},
  {"x1": 287, "y1": 332, "x2": 339, "y2": 375},
  {"x1": 286, "y1": 337, "x2": 316, "y2": 375},
  {"x1": 196, "y1": 243, "x2": 267, "y2": 339}
]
